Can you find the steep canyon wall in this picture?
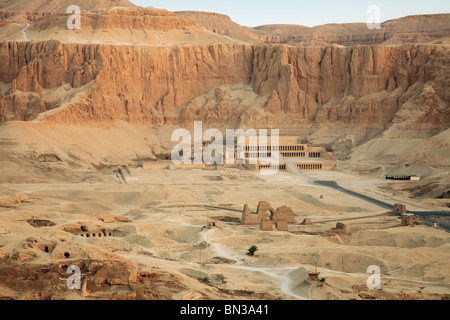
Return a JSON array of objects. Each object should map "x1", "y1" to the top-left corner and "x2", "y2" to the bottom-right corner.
[{"x1": 0, "y1": 41, "x2": 448, "y2": 129}]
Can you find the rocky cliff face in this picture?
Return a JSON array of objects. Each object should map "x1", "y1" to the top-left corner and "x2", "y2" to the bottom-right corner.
[
  {"x1": 0, "y1": 2, "x2": 448, "y2": 133},
  {"x1": 1, "y1": 40, "x2": 448, "y2": 130},
  {"x1": 0, "y1": 41, "x2": 255, "y2": 125}
]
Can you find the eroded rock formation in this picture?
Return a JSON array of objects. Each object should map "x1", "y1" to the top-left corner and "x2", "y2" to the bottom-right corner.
[{"x1": 1, "y1": 40, "x2": 448, "y2": 131}]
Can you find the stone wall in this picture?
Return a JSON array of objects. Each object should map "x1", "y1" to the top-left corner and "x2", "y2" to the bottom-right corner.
[
  {"x1": 272, "y1": 205, "x2": 295, "y2": 223},
  {"x1": 393, "y1": 203, "x2": 407, "y2": 215},
  {"x1": 242, "y1": 201, "x2": 296, "y2": 225}
]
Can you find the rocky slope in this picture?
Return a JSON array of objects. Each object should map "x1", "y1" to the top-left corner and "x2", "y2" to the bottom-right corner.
[
  {"x1": 0, "y1": 0, "x2": 136, "y2": 14},
  {"x1": 1, "y1": 41, "x2": 448, "y2": 130},
  {"x1": 0, "y1": 0, "x2": 448, "y2": 165},
  {"x1": 1, "y1": 1, "x2": 449, "y2": 303}
]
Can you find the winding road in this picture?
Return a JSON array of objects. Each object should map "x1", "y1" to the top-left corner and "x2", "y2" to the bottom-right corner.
[{"x1": 313, "y1": 180, "x2": 450, "y2": 231}]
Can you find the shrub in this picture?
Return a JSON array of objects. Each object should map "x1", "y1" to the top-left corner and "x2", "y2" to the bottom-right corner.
[{"x1": 246, "y1": 245, "x2": 259, "y2": 256}]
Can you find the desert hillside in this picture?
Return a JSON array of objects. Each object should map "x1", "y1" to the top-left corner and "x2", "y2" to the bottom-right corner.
[
  {"x1": 0, "y1": 0, "x2": 449, "y2": 302},
  {"x1": 0, "y1": 0, "x2": 448, "y2": 171},
  {"x1": 0, "y1": 0, "x2": 136, "y2": 13},
  {"x1": 180, "y1": 11, "x2": 450, "y2": 46}
]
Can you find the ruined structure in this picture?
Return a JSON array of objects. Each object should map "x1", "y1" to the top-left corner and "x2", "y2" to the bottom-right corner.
[
  {"x1": 274, "y1": 206, "x2": 295, "y2": 223},
  {"x1": 257, "y1": 201, "x2": 275, "y2": 221},
  {"x1": 393, "y1": 204, "x2": 423, "y2": 227},
  {"x1": 242, "y1": 201, "x2": 295, "y2": 231},
  {"x1": 242, "y1": 203, "x2": 261, "y2": 225},
  {"x1": 401, "y1": 215, "x2": 415, "y2": 227},
  {"x1": 260, "y1": 218, "x2": 289, "y2": 232},
  {"x1": 401, "y1": 214, "x2": 424, "y2": 227},
  {"x1": 260, "y1": 219, "x2": 274, "y2": 231},
  {"x1": 328, "y1": 223, "x2": 347, "y2": 235},
  {"x1": 242, "y1": 201, "x2": 295, "y2": 225},
  {"x1": 393, "y1": 203, "x2": 407, "y2": 215}
]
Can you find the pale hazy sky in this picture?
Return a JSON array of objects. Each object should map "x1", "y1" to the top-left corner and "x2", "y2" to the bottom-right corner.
[{"x1": 130, "y1": 0, "x2": 449, "y2": 27}]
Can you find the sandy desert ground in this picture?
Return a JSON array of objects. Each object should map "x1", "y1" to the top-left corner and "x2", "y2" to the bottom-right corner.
[
  {"x1": 0, "y1": 161, "x2": 449, "y2": 300},
  {"x1": 0, "y1": 0, "x2": 449, "y2": 301}
]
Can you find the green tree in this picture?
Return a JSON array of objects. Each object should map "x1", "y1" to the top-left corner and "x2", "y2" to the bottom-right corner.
[{"x1": 246, "y1": 245, "x2": 259, "y2": 256}]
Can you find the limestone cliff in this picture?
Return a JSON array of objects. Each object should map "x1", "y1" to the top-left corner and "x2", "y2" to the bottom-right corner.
[
  {"x1": 0, "y1": 1, "x2": 448, "y2": 134},
  {"x1": 1, "y1": 41, "x2": 448, "y2": 131}
]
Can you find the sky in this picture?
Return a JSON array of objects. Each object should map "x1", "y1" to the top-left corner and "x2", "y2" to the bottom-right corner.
[{"x1": 130, "y1": 0, "x2": 449, "y2": 27}]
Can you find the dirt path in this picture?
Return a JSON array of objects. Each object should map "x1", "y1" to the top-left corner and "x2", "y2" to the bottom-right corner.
[
  {"x1": 21, "y1": 24, "x2": 30, "y2": 41},
  {"x1": 205, "y1": 227, "x2": 312, "y2": 300}
]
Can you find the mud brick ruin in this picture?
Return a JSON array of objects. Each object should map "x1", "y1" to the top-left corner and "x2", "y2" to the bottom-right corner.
[
  {"x1": 393, "y1": 203, "x2": 423, "y2": 227},
  {"x1": 242, "y1": 201, "x2": 295, "y2": 232}
]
